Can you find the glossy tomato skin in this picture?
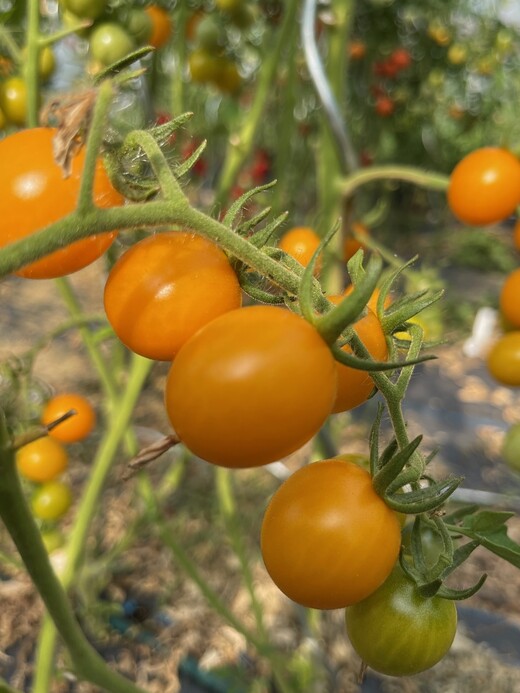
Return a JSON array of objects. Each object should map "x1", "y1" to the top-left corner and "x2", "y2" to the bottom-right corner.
[
  {"x1": 487, "y1": 332, "x2": 520, "y2": 386},
  {"x1": 165, "y1": 306, "x2": 337, "y2": 468},
  {"x1": 41, "y1": 393, "x2": 96, "y2": 443},
  {"x1": 500, "y1": 268, "x2": 520, "y2": 329},
  {"x1": 0, "y1": 128, "x2": 122, "y2": 279},
  {"x1": 104, "y1": 232, "x2": 242, "y2": 361},
  {"x1": 447, "y1": 147, "x2": 520, "y2": 226},
  {"x1": 327, "y1": 301, "x2": 388, "y2": 413},
  {"x1": 89, "y1": 23, "x2": 135, "y2": 66},
  {"x1": 261, "y1": 459, "x2": 401, "y2": 609},
  {"x1": 16, "y1": 436, "x2": 69, "y2": 483},
  {"x1": 31, "y1": 480, "x2": 73, "y2": 521},
  {"x1": 0, "y1": 76, "x2": 28, "y2": 126},
  {"x1": 345, "y1": 566, "x2": 457, "y2": 676},
  {"x1": 278, "y1": 226, "x2": 321, "y2": 270}
]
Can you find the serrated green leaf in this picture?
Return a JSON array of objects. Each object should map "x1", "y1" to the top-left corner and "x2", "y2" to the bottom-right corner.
[{"x1": 462, "y1": 510, "x2": 515, "y2": 533}]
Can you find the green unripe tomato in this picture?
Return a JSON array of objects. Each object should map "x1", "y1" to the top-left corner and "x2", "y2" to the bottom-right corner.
[
  {"x1": 41, "y1": 528, "x2": 65, "y2": 554},
  {"x1": 32, "y1": 481, "x2": 73, "y2": 521},
  {"x1": 22, "y1": 45, "x2": 56, "y2": 81},
  {"x1": 89, "y1": 22, "x2": 136, "y2": 67},
  {"x1": 502, "y1": 424, "x2": 520, "y2": 472},
  {"x1": 124, "y1": 8, "x2": 154, "y2": 45},
  {"x1": 194, "y1": 15, "x2": 222, "y2": 52},
  {"x1": 345, "y1": 566, "x2": 457, "y2": 677},
  {"x1": 61, "y1": 0, "x2": 106, "y2": 20},
  {"x1": 216, "y1": 0, "x2": 244, "y2": 11},
  {"x1": 0, "y1": 76, "x2": 27, "y2": 126}
]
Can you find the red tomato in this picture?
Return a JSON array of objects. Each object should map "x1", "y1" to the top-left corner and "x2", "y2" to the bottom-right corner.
[
  {"x1": 16, "y1": 436, "x2": 69, "y2": 483},
  {"x1": 104, "y1": 232, "x2": 242, "y2": 360},
  {"x1": 165, "y1": 306, "x2": 337, "y2": 467},
  {"x1": 390, "y1": 47, "x2": 412, "y2": 70},
  {"x1": 375, "y1": 95, "x2": 395, "y2": 117},
  {"x1": 41, "y1": 393, "x2": 96, "y2": 443},
  {"x1": 0, "y1": 128, "x2": 122, "y2": 279},
  {"x1": 447, "y1": 148, "x2": 520, "y2": 226},
  {"x1": 261, "y1": 459, "x2": 401, "y2": 609}
]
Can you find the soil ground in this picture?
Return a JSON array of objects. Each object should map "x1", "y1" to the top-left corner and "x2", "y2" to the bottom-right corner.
[{"x1": 1, "y1": 240, "x2": 520, "y2": 693}]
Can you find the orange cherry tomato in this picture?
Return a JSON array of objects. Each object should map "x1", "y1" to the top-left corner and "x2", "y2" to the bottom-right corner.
[
  {"x1": 165, "y1": 306, "x2": 337, "y2": 467},
  {"x1": 41, "y1": 393, "x2": 96, "y2": 443},
  {"x1": 328, "y1": 298, "x2": 388, "y2": 413},
  {"x1": 487, "y1": 332, "x2": 520, "y2": 386},
  {"x1": 447, "y1": 147, "x2": 520, "y2": 226},
  {"x1": 500, "y1": 268, "x2": 520, "y2": 329},
  {"x1": 16, "y1": 436, "x2": 69, "y2": 483},
  {"x1": 279, "y1": 226, "x2": 321, "y2": 269},
  {"x1": 0, "y1": 128, "x2": 122, "y2": 279},
  {"x1": 104, "y1": 231, "x2": 242, "y2": 361},
  {"x1": 145, "y1": 5, "x2": 173, "y2": 48},
  {"x1": 260, "y1": 459, "x2": 401, "y2": 609}
]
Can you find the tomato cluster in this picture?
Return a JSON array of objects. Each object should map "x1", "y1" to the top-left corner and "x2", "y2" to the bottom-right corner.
[{"x1": 16, "y1": 393, "x2": 95, "y2": 529}]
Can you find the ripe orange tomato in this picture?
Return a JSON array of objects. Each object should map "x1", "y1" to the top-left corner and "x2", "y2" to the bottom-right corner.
[
  {"x1": 145, "y1": 5, "x2": 173, "y2": 49},
  {"x1": 0, "y1": 128, "x2": 122, "y2": 279},
  {"x1": 104, "y1": 232, "x2": 242, "y2": 361},
  {"x1": 348, "y1": 41, "x2": 366, "y2": 60},
  {"x1": 327, "y1": 299, "x2": 388, "y2": 413},
  {"x1": 487, "y1": 332, "x2": 520, "y2": 386},
  {"x1": 16, "y1": 436, "x2": 69, "y2": 483},
  {"x1": 344, "y1": 222, "x2": 369, "y2": 261},
  {"x1": 278, "y1": 226, "x2": 321, "y2": 270},
  {"x1": 447, "y1": 147, "x2": 520, "y2": 226},
  {"x1": 260, "y1": 459, "x2": 401, "y2": 609},
  {"x1": 500, "y1": 268, "x2": 520, "y2": 329},
  {"x1": 165, "y1": 306, "x2": 337, "y2": 467},
  {"x1": 375, "y1": 96, "x2": 395, "y2": 118},
  {"x1": 31, "y1": 480, "x2": 73, "y2": 520},
  {"x1": 41, "y1": 393, "x2": 96, "y2": 443}
]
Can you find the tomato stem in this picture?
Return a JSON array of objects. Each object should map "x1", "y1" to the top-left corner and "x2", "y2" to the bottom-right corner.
[
  {"x1": 0, "y1": 414, "x2": 149, "y2": 693},
  {"x1": 338, "y1": 165, "x2": 450, "y2": 199},
  {"x1": 25, "y1": 0, "x2": 41, "y2": 128}
]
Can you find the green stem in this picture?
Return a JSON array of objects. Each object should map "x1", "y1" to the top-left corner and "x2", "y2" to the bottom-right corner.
[
  {"x1": 338, "y1": 165, "x2": 450, "y2": 199},
  {"x1": 0, "y1": 417, "x2": 148, "y2": 693},
  {"x1": 124, "y1": 130, "x2": 185, "y2": 202},
  {"x1": 25, "y1": 0, "x2": 41, "y2": 128},
  {"x1": 77, "y1": 81, "x2": 115, "y2": 214},
  {"x1": 214, "y1": 0, "x2": 299, "y2": 205},
  {"x1": 32, "y1": 354, "x2": 152, "y2": 693}
]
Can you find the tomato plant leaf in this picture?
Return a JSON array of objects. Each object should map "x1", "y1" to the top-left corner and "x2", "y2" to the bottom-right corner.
[{"x1": 461, "y1": 510, "x2": 515, "y2": 533}]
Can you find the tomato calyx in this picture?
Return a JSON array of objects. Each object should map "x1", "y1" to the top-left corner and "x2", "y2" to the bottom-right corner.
[{"x1": 400, "y1": 515, "x2": 487, "y2": 601}]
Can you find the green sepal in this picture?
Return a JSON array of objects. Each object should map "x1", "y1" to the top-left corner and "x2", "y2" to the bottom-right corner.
[
  {"x1": 247, "y1": 211, "x2": 289, "y2": 248},
  {"x1": 236, "y1": 207, "x2": 273, "y2": 239},
  {"x1": 237, "y1": 270, "x2": 285, "y2": 305},
  {"x1": 222, "y1": 181, "x2": 278, "y2": 228},
  {"x1": 176, "y1": 140, "x2": 207, "y2": 177},
  {"x1": 148, "y1": 112, "x2": 194, "y2": 147},
  {"x1": 385, "y1": 476, "x2": 462, "y2": 514},
  {"x1": 93, "y1": 46, "x2": 156, "y2": 82},
  {"x1": 298, "y1": 226, "x2": 337, "y2": 325},
  {"x1": 436, "y1": 574, "x2": 487, "y2": 601},
  {"x1": 102, "y1": 150, "x2": 159, "y2": 201},
  {"x1": 331, "y1": 340, "x2": 436, "y2": 372},
  {"x1": 316, "y1": 253, "x2": 383, "y2": 345},
  {"x1": 372, "y1": 436, "x2": 422, "y2": 497},
  {"x1": 383, "y1": 288, "x2": 444, "y2": 334}
]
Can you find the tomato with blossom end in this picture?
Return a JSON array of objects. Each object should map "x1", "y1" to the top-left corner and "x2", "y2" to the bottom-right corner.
[
  {"x1": 500, "y1": 268, "x2": 520, "y2": 329},
  {"x1": 31, "y1": 481, "x2": 73, "y2": 521},
  {"x1": 486, "y1": 332, "x2": 520, "y2": 386},
  {"x1": 261, "y1": 459, "x2": 401, "y2": 609},
  {"x1": 447, "y1": 147, "x2": 520, "y2": 226},
  {"x1": 104, "y1": 232, "x2": 242, "y2": 360},
  {"x1": 165, "y1": 306, "x2": 337, "y2": 468},
  {"x1": 16, "y1": 436, "x2": 69, "y2": 483},
  {"x1": 346, "y1": 566, "x2": 457, "y2": 676},
  {"x1": 0, "y1": 128, "x2": 122, "y2": 278},
  {"x1": 41, "y1": 393, "x2": 96, "y2": 443}
]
